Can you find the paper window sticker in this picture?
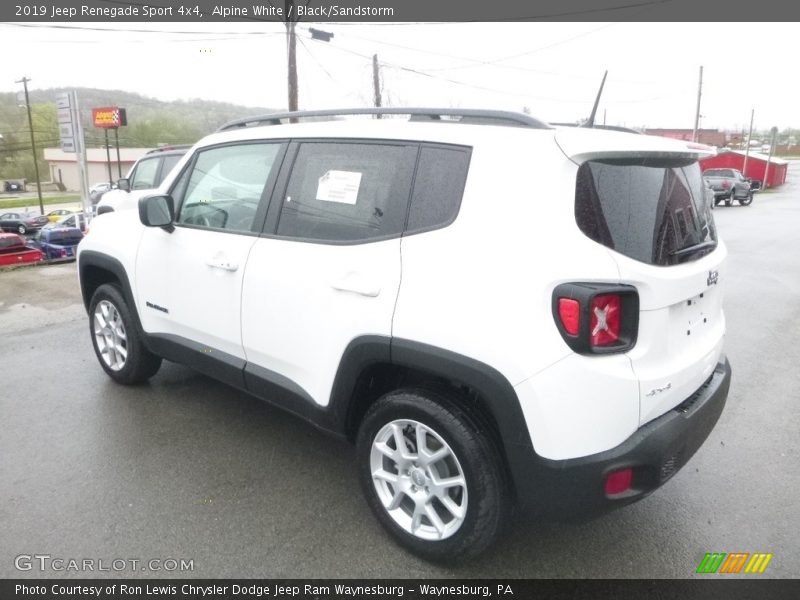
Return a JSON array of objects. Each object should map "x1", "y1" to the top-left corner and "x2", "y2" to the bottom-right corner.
[{"x1": 316, "y1": 170, "x2": 363, "y2": 205}]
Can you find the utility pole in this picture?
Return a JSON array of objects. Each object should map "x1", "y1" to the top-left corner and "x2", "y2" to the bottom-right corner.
[
  {"x1": 742, "y1": 108, "x2": 755, "y2": 178},
  {"x1": 692, "y1": 65, "x2": 703, "y2": 143},
  {"x1": 285, "y1": 6, "x2": 298, "y2": 122},
  {"x1": 763, "y1": 126, "x2": 778, "y2": 189},
  {"x1": 372, "y1": 54, "x2": 382, "y2": 117},
  {"x1": 16, "y1": 76, "x2": 44, "y2": 214}
]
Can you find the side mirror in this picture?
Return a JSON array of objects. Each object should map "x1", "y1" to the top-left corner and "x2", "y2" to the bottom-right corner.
[
  {"x1": 139, "y1": 195, "x2": 175, "y2": 232},
  {"x1": 117, "y1": 178, "x2": 131, "y2": 192}
]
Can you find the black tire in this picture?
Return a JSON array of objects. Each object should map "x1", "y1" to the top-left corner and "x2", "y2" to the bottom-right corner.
[
  {"x1": 724, "y1": 198, "x2": 733, "y2": 207},
  {"x1": 739, "y1": 192, "x2": 753, "y2": 206},
  {"x1": 17, "y1": 224, "x2": 26, "y2": 235},
  {"x1": 356, "y1": 388, "x2": 509, "y2": 562},
  {"x1": 88, "y1": 283, "x2": 161, "y2": 384}
]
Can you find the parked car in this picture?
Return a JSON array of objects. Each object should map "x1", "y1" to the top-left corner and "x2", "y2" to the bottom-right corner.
[
  {"x1": 46, "y1": 208, "x2": 79, "y2": 222},
  {"x1": 96, "y1": 145, "x2": 191, "y2": 215},
  {"x1": 78, "y1": 108, "x2": 731, "y2": 561},
  {"x1": 0, "y1": 210, "x2": 49, "y2": 235},
  {"x1": 89, "y1": 182, "x2": 114, "y2": 205},
  {"x1": 3, "y1": 181, "x2": 23, "y2": 192},
  {"x1": 0, "y1": 232, "x2": 43, "y2": 266},
  {"x1": 28, "y1": 226, "x2": 83, "y2": 261},
  {"x1": 45, "y1": 213, "x2": 88, "y2": 232},
  {"x1": 702, "y1": 168, "x2": 754, "y2": 206}
]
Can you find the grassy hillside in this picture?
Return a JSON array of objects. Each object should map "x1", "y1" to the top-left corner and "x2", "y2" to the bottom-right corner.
[{"x1": 0, "y1": 87, "x2": 276, "y2": 181}]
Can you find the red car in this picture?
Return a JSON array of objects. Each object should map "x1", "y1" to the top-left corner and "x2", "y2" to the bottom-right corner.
[{"x1": 0, "y1": 233, "x2": 43, "y2": 266}]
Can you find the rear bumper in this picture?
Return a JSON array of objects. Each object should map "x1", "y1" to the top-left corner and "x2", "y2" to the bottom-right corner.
[{"x1": 514, "y1": 357, "x2": 731, "y2": 516}]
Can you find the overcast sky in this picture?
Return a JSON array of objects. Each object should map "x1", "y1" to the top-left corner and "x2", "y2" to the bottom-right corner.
[{"x1": 0, "y1": 21, "x2": 797, "y2": 131}]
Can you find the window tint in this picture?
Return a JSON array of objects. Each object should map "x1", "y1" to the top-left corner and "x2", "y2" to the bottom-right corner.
[
  {"x1": 158, "y1": 154, "x2": 183, "y2": 185},
  {"x1": 48, "y1": 231, "x2": 83, "y2": 245},
  {"x1": 176, "y1": 143, "x2": 281, "y2": 233},
  {"x1": 406, "y1": 145, "x2": 470, "y2": 233},
  {"x1": 277, "y1": 142, "x2": 416, "y2": 243},
  {"x1": 131, "y1": 157, "x2": 160, "y2": 190},
  {"x1": 575, "y1": 159, "x2": 717, "y2": 266}
]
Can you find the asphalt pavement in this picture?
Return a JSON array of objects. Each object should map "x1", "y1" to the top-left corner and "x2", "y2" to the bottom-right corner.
[{"x1": 1, "y1": 164, "x2": 798, "y2": 579}]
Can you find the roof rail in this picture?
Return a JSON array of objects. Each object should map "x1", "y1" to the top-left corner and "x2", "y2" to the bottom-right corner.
[
  {"x1": 146, "y1": 144, "x2": 194, "y2": 155},
  {"x1": 216, "y1": 108, "x2": 551, "y2": 132}
]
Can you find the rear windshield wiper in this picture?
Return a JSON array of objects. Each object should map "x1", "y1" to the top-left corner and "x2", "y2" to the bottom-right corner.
[{"x1": 670, "y1": 240, "x2": 717, "y2": 258}]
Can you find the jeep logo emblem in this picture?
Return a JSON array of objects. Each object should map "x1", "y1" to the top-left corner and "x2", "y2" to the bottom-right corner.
[{"x1": 707, "y1": 270, "x2": 719, "y2": 286}]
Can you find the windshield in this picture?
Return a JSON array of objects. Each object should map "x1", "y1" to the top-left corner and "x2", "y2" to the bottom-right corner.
[{"x1": 575, "y1": 158, "x2": 717, "y2": 266}]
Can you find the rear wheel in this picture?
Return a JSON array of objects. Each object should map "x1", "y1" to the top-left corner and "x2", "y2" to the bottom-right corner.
[
  {"x1": 89, "y1": 284, "x2": 161, "y2": 384},
  {"x1": 357, "y1": 389, "x2": 509, "y2": 561},
  {"x1": 17, "y1": 224, "x2": 26, "y2": 235}
]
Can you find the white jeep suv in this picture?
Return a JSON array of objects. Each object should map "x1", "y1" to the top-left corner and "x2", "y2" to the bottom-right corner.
[
  {"x1": 96, "y1": 145, "x2": 190, "y2": 215},
  {"x1": 78, "y1": 108, "x2": 731, "y2": 561}
]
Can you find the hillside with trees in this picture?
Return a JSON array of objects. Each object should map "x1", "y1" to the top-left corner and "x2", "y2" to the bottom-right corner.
[{"x1": 0, "y1": 87, "x2": 275, "y2": 181}]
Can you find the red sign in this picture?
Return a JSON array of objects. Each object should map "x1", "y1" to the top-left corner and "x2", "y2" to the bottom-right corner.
[{"x1": 92, "y1": 106, "x2": 127, "y2": 129}]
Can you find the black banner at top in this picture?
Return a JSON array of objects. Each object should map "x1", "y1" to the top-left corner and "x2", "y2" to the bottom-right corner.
[{"x1": 3, "y1": 0, "x2": 800, "y2": 22}]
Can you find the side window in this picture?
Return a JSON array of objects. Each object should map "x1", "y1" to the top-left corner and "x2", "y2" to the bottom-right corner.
[
  {"x1": 406, "y1": 145, "x2": 471, "y2": 234},
  {"x1": 131, "y1": 157, "x2": 160, "y2": 190},
  {"x1": 157, "y1": 153, "x2": 183, "y2": 186},
  {"x1": 176, "y1": 143, "x2": 282, "y2": 233},
  {"x1": 276, "y1": 142, "x2": 416, "y2": 243}
]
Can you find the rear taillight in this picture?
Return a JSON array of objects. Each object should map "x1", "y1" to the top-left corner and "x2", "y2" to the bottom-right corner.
[
  {"x1": 590, "y1": 294, "x2": 621, "y2": 347},
  {"x1": 552, "y1": 283, "x2": 639, "y2": 355},
  {"x1": 557, "y1": 298, "x2": 580, "y2": 336}
]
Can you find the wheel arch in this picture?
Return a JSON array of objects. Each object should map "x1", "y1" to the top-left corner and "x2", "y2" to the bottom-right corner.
[
  {"x1": 331, "y1": 336, "x2": 534, "y2": 501},
  {"x1": 78, "y1": 251, "x2": 145, "y2": 336}
]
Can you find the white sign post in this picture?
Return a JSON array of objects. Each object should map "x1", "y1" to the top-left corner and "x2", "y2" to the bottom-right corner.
[{"x1": 56, "y1": 91, "x2": 91, "y2": 216}]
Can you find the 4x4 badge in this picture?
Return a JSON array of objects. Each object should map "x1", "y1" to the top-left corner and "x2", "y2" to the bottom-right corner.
[{"x1": 707, "y1": 270, "x2": 719, "y2": 286}]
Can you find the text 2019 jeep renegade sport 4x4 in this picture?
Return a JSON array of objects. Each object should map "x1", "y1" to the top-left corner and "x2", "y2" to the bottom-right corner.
[{"x1": 78, "y1": 108, "x2": 731, "y2": 561}]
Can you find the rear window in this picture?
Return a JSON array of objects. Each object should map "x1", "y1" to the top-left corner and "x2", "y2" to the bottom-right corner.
[
  {"x1": 575, "y1": 158, "x2": 717, "y2": 266},
  {"x1": 704, "y1": 169, "x2": 732, "y2": 177},
  {"x1": 0, "y1": 236, "x2": 23, "y2": 249},
  {"x1": 48, "y1": 232, "x2": 83, "y2": 245}
]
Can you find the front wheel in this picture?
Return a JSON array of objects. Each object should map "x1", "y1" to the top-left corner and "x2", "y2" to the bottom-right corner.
[
  {"x1": 17, "y1": 224, "x2": 27, "y2": 235},
  {"x1": 739, "y1": 192, "x2": 753, "y2": 206},
  {"x1": 89, "y1": 283, "x2": 162, "y2": 384},
  {"x1": 357, "y1": 389, "x2": 509, "y2": 561}
]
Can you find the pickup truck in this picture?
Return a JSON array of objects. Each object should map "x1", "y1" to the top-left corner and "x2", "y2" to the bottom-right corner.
[
  {"x1": 702, "y1": 168, "x2": 754, "y2": 206},
  {"x1": 0, "y1": 233, "x2": 43, "y2": 267}
]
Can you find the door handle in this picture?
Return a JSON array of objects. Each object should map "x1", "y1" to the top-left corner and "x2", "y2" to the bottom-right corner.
[
  {"x1": 331, "y1": 273, "x2": 381, "y2": 297},
  {"x1": 206, "y1": 254, "x2": 239, "y2": 272}
]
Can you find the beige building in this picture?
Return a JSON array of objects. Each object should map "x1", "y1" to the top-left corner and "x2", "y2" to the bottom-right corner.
[{"x1": 43, "y1": 147, "x2": 153, "y2": 191}]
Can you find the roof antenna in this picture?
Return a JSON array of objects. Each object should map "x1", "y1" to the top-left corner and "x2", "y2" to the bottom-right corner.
[{"x1": 584, "y1": 70, "x2": 608, "y2": 128}]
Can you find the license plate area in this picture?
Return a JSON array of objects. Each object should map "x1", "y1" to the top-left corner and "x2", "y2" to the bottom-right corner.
[{"x1": 673, "y1": 290, "x2": 713, "y2": 338}]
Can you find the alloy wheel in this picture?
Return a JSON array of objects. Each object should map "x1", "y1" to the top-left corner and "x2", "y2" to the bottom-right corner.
[
  {"x1": 369, "y1": 419, "x2": 468, "y2": 541},
  {"x1": 93, "y1": 300, "x2": 128, "y2": 371}
]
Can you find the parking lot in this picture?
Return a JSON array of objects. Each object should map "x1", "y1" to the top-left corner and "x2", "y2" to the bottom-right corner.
[{"x1": 1, "y1": 163, "x2": 798, "y2": 579}]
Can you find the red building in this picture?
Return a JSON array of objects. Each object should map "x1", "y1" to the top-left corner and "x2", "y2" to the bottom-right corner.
[
  {"x1": 699, "y1": 150, "x2": 788, "y2": 188},
  {"x1": 645, "y1": 128, "x2": 731, "y2": 147}
]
